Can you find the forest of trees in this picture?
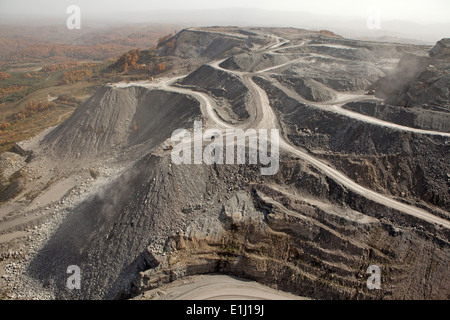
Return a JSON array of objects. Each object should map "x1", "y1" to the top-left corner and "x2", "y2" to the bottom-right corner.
[
  {"x1": 41, "y1": 62, "x2": 80, "y2": 73},
  {"x1": 14, "y1": 101, "x2": 57, "y2": 120},
  {"x1": 113, "y1": 49, "x2": 169, "y2": 75},
  {"x1": 0, "y1": 72, "x2": 11, "y2": 81},
  {"x1": 54, "y1": 94, "x2": 80, "y2": 107},
  {"x1": 7, "y1": 43, "x2": 139, "y2": 63},
  {"x1": 114, "y1": 49, "x2": 141, "y2": 72},
  {"x1": 0, "y1": 95, "x2": 79, "y2": 138},
  {"x1": 0, "y1": 26, "x2": 179, "y2": 150},
  {"x1": 58, "y1": 68, "x2": 93, "y2": 85},
  {"x1": 0, "y1": 62, "x2": 99, "y2": 102},
  {"x1": 0, "y1": 85, "x2": 26, "y2": 99}
]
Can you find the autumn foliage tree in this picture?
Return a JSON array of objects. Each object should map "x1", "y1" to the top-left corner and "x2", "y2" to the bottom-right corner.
[
  {"x1": 0, "y1": 122, "x2": 11, "y2": 130},
  {"x1": 0, "y1": 72, "x2": 11, "y2": 81},
  {"x1": 0, "y1": 86, "x2": 26, "y2": 99},
  {"x1": 58, "y1": 68, "x2": 92, "y2": 85},
  {"x1": 114, "y1": 49, "x2": 141, "y2": 73},
  {"x1": 14, "y1": 101, "x2": 57, "y2": 120},
  {"x1": 157, "y1": 62, "x2": 166, "y2": 72},
  {"x1": 157, "y1": 34, "x2": 174, "y2": 48},
  {"x1": 55, "y1": 94, "x2": 79, "y2": 107},
  {"x1": 110, "y1": 48, "x2": 170, "y2": 76}
]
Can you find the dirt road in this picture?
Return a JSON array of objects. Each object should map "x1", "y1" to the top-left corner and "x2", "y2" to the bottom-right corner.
[
  {"x1": 115, "y1": 36, "x2": 450, "y2": 229},
  {"x1": 139, "y1": 274, "x2": 307, "y2": 300}
]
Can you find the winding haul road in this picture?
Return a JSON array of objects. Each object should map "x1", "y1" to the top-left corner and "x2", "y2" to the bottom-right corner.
[{"x1": 117, "y1": 34, "x2": 450, "y2": 229}]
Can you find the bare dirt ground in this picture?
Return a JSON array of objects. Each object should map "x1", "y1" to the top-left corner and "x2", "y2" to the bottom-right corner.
[{"x1": 134, "y1": 274, "x2": 308, "y2": 300}]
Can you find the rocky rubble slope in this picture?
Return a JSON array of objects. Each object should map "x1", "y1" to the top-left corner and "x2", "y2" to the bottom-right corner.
[
  {"x1": 343, "y1": 101, "x2": 450, "y2": 132},
  {"x1": 370, "y1": 39, "x2": 450, "y2": 110},
  {"x1": 26, "y1": 152, "x2": 450, "y2": 299},
  {"x1": 178, "y1": 64, "x2": 250, "y2": 121},
  {"x1": 254, "y1": 76, "x2": 450, "y2": 211},
  {"x1": 157, "y1": 28, "x2": 266, "y2": 60},
  {"x1": 42, "y1": 86, "x2": 201, "y2": 160},
  {"x1": 1, "y1": 28, "x2": 449, "y2": 301}
]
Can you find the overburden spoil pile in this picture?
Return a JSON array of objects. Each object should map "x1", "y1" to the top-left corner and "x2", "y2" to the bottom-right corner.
[{"x1": 1, "y1": 27, "x2": 448, "y2": 300}]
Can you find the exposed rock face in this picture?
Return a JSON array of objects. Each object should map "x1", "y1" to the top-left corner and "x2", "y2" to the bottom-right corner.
[
  {"x1": 254, "y1": 76, "x2": 450, "y2": 211},
  {"x1": 132, "y1": 186, "x2": 450, "y2": 300},
  {"x1": 343, "y1": 101, "x2": 450, "y2": 132},
  {"x1": 274, "y1": 76, "x2": 337, "y2": 102},
  {"x1": 430, "y1": 38, "x2": 450, "y2": 59},
  {"x1": 27, "y1": 155, "x2": 263, "y2": 299},
  {"x1": 220, "y1": 52, "x2": 292, "y2": 72},
  {"x1": 0, "y1": 169, "x2": 27, "y2": 202},
  {"x1": 370, "y1": 53, "x2": 429, "y2": 99},
  {"x1": 370, "y1": 39, "x2": 450, "y2": 110},
  {"x1": 178, "y1": 64, "x2": 250, "y2": 121},
  {"x1": 26, "y1": 149, "x2": 450, "y2": 299},
  {"x1": 157, "y1": 28, "x2": 263, "y2": 60}
]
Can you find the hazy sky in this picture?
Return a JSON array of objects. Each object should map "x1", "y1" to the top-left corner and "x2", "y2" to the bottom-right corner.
[{"x1": 1, "y1": 0, "x2": 449, "y2": 24}]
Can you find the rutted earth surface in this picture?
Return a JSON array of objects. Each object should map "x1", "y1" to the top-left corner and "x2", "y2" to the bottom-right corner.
[{"x1": 0, "y1": 27, "x2": 449, "y2": 300}]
